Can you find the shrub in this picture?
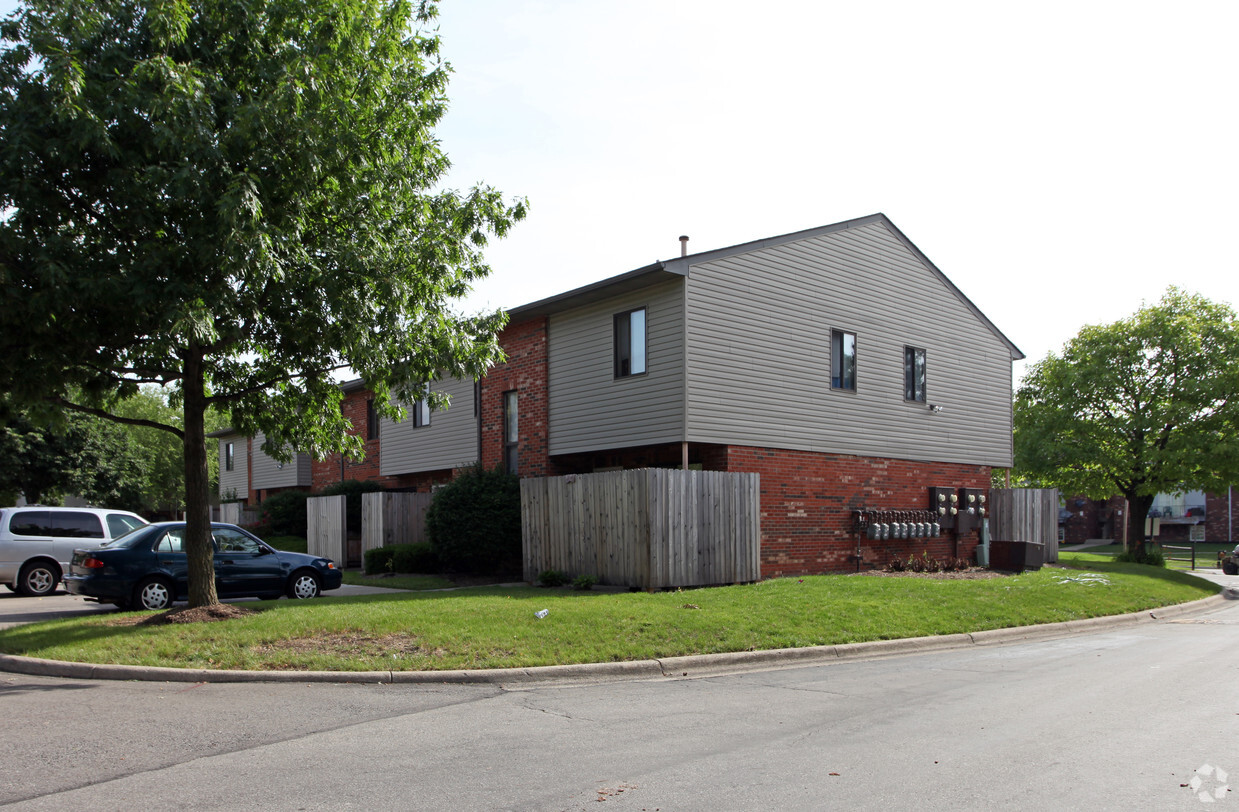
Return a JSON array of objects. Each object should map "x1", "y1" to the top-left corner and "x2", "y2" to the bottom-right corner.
[
  {"x1": 1116, "y1": 548, "x2": 1167, "y2": 567},
  {"x1": 364, "y1": 546, "x2": 396, "y2": 574},
  {"x1": 319, "y1": 479, "x2": 385, "y2": 533},
  {"x1": 538, "y1": 569, "x2": 570, "y2": 587},
  {"x1": 392, "y1": 542, "x2": 439, "y2": 573},
  {"x1": 365, "y1": 542, "x2": 440, "y2": 574},
  {"x1": 572, "y1": 574, "x2": 597, "y2": 591},
  {"x1": 426, "y1": 464, "x2": 521, "y2": 574},
  {"x1": 258, "y1": 490, "x2": 309, "y2": 537}
]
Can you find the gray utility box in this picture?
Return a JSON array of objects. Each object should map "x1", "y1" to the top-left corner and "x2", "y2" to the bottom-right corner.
[{"x1": 989, "y1": 540, "x2": 1044, "y2": 573}]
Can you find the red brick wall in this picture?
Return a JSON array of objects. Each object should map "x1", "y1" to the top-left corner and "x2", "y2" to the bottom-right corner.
[
  {"x1": 1206, "y1": 489, "x2": 1236, "y2": 544},
  {"x1": 714, "y1": 445, "x2": 990, "y2": 577},
  {"x1": 480, "y1": 317, "x2": 552, "y2": 476},
  {"x1": 311, "y1": 388, "x2": 403, "y2": 491}
]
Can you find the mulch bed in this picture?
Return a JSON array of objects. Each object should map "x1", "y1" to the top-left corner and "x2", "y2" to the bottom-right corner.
[
  {"x1": 105, "y1": 604, "x2": 259, "y2": 627},
  {"x1": 856, "y1": 567, "x2": 1009, "y2": 580}
]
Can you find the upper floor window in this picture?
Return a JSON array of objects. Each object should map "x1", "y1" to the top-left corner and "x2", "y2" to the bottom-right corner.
[
  {"x1": 503, "y1": 390, "x2": 519, "y2": 475},
  {"x1": 831, "y1": 330, "x2": 856, "y2": 391},
  {"x1": 412, "y1": 396, "x2": 431, "y2": 428},
  {"x1": 225, "y1": 442, "x2": 235, "y2": 471},
  {"x1": 614, "y1": 307, "x2": 647, "y2": 378},
  {"x1": 366, "y1": 399, "x2": 379, "y2": 440},
  {"x1": 905, "y1": 347, "x2": 927, "y2": 402}
]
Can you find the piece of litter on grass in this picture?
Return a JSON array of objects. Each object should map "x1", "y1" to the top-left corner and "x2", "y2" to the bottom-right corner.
[
  {"x1": 535, "y1": 609, "x2": 549, "y2": 619},
  {"x1": 1054, "y1": 574, "x2": 1111, "y2": 586}
]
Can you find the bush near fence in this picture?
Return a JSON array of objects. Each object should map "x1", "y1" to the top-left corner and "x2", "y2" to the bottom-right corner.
[{"x1": 363, "y1": 542, "x2": 439, "y2": 574}]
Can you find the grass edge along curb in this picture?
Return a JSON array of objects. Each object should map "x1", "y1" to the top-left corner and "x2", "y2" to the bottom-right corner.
[{"x1": 0, "y1": 593, "x2": 1227, "y2": 685}]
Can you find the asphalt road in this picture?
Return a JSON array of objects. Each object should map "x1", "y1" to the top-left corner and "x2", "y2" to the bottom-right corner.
[{"x1": 2, "y1": 575, "x2": 1237, "y2": 810}]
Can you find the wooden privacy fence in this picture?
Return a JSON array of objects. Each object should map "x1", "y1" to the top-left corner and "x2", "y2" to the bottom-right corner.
[
  {"x1": 521, "y1": 468, "x2": 761, "y2": 589},
  {"x1": 990, "y1": 488, "x2": 1060, "y2": 563},
  {"x1": 218, "y1": 502, "x2": 259, "y2": 526},
  {"x1": 306, "y1": 495, "x2": 346, "y2": 564},
  {"x1": 361, "y1": 491, "x2": 433, "y2": 569}
]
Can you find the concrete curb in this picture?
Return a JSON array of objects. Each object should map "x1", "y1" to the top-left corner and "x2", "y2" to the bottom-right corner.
[{"x1": 0, "y1": 593, "x2": 1228, "y2": 686}]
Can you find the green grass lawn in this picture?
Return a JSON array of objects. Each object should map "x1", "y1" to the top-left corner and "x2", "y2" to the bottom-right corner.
[
  {"x1": 0, "y1": 553, "x2": 1217, "y2": 673},
  {"x1": 1068, "y1": 541, "x2": 1231, "y2": 571},
  {"x1": 1154, "y1": 542, "x2": 1231, "y2": 571}
]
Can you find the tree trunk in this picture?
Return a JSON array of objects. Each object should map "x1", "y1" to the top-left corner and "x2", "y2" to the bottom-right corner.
[
  {"x1": 1124, "y1": 492, "x2": 1156, "y2": 558},
  {"x1": 182, "y1": 344, "x2": 219, "y2": 607}
]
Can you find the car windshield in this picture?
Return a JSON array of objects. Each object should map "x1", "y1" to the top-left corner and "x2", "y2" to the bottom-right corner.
[
  {"x1": 103, "y1": 523, "x2": 145, "y2": 546},
  {"x1": 102, "y1": 524, "x2": 165, "y2": 549}
]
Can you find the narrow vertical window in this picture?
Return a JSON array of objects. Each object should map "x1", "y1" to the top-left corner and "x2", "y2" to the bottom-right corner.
[
  {"x1": 366, "y1": 399, "x2": 379, "y2": 440},
  {"x1": 225, "y1": 442, "x2": 234, "y2": 471},
  {"x1": 905, "y1": 347, "x2": 927, "y2": 402},
  {"x1": 614, "y1": 307, "x2": 647, "y2": 377},
  {"x1": 412, "y1": 388, "x2": 431, "y2": 428},
  {"x1": 831, "y1": 330, "x2": 856, "y2": 391},
  {"x1": 503, "y1": 390, "x2": 519, "y2": 475}
]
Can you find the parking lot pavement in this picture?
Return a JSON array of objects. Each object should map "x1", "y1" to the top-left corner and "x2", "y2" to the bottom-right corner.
[{"x1": 0, "y1": 589, "x2": 114, "y2": 628}]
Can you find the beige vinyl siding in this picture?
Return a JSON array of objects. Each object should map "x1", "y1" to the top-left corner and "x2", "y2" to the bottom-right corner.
[
  {"x1": 217, "y1": 433, "x2": 248, "y2": 500},
  {"x1": 548, "y1": 279, "x2": 686, "y2": 456},
  {"x1": 251, "y1": 432, "x2": 312, "y2": 489},
  {"x1": 379, "y1": 376, "x2": 478, "y2": 475},
  {"x1": 685, "y1": 220, "x2": 1014, "y2": 467}
]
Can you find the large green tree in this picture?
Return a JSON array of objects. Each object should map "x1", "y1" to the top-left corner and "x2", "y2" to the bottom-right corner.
[
  {"x1": 0, "y1": 0, "x2": 524, "y2": 606},
  {"x1": 0, "y1": 409, "x2": 146, "y2": 509},
  {"x1": 1015, "y1": 288, "x2": 1239, "y2": 555},
  {"x1": 111, "y1": 386, "x2": 227, "y2": 516}
]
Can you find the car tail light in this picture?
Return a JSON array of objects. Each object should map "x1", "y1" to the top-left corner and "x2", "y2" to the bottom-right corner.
[{"x1": 80, "y1": 557, "x2": 106, "y2": 569}]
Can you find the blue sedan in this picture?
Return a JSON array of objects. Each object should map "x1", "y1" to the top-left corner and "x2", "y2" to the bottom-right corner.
[{"x1": 64, "y1": 522, "x2": 343, "y2": 610}]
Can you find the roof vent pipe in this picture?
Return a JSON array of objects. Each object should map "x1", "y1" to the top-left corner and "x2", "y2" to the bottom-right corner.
[{"x1": 679, "y1": 235, "x2": 689, "y2": 257}]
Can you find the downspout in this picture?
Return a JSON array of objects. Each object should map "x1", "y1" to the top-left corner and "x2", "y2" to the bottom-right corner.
[{"x1": 680, "y1": 235, "x2": 690, "y2": 473}]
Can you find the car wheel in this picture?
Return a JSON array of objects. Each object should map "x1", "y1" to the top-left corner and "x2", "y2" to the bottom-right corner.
[
  {"x1": 134, "y1": 577, "x2": 174, "y2": 611},
  {"x1": 17, "y1": 561, "x2": 58, "y2": 597},
  {"x1": 1224, "y1": 560, "x2": 1238, "y2": 576},
  {"x1": 288, "y1": 571, "x2": 321, "y2": 599}
]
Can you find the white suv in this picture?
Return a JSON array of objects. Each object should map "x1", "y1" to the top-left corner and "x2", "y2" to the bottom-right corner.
[{"x1": 0, "y1": 506, "x2": 148, "y2": 596}]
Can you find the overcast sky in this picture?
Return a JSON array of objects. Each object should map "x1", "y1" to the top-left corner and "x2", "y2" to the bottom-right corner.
[
  {"x1": 430, "y1": 0, "x2": 1238, "y2": 382},
  {"x1": 4, "y1": 0, "x2": 1235, "y2": 383}
]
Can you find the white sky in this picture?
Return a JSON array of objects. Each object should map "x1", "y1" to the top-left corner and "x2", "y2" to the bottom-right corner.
[
  {"x1": 431, "y1": 0, "x2": 1239, "y2": 382},
  {"x1": 4, "y1": 0, "x2": 1236, "y2": 383}
]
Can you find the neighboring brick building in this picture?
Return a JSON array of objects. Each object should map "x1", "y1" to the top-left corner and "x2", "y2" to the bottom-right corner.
[
  {"x1": 218, "y1": 214, "x2": 1026, "y2": 577},
  {"x1": 1060, "y1": 489, "x2": 1237, "y2": 546}
]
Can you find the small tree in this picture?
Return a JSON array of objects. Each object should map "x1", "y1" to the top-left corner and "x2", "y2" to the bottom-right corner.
[
  {"x1": 426, "y1": 465, "x2": 521, "y2": 574},
  {"x1": 1015, "y1": 288, "x2": 1239, "y2": 557}
]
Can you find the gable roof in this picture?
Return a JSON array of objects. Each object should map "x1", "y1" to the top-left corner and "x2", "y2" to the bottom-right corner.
[{"x1": 508, "y1": 213, "x2": 1023, "y2": 361}]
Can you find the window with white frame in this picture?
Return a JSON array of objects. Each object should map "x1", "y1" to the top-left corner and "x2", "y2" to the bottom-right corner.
[
  {"x1": 831, "y1": 330, "x2": 856, "y2": 391},
  {"x1": 904, "y1": 346, "x2": 926, "y2": 402},
  {"x1": 614, "y1": 307, "x2": 647, "y2": 378},
  {"x1": 412, "y1": 390, "x2": 431, "y2": 428},
  {"x1": 503, "y1": 390, "x2": 518, "y2": 474}
]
